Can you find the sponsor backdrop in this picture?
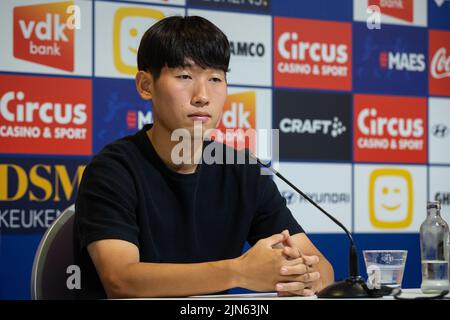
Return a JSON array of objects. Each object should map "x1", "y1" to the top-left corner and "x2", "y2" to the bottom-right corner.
[{"x1": 0, "y1": 0, "x2": 449, "y2": 299}]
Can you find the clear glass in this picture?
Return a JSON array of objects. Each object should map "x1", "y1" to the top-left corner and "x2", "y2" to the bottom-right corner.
[
  {"x1": 363, "y1": 250, "x2": 408, "y2": 289},
  {"x1": 420, "y1": 201, "x2": 450, "y2": 293}
]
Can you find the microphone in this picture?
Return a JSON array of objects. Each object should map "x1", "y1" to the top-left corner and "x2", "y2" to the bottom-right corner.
[{"x1": 248, "y1": 152, "x2": 383, "y2": 298}]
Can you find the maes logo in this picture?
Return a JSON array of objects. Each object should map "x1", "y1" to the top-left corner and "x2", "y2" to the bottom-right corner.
[
  {"x1": 379, "y1": 51, "x2": 425, "y2": 72},
  {"x1": 369, "y1": 168, "x2": 413, "y2": 229},
  {"x1": 368, "y1": 0, "x2": 413, "y2": 22},
  {"x1": 13, "y1": 1, "x2": 75, "y2": 71},
  {"x1": 114, "y1": 7, "x2": 165, "y2": 75},
  {"x1": 126, "y1": 110, "x2": 153, "y2": 130}
]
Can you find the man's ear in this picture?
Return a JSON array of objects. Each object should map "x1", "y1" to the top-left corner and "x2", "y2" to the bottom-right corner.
[{"x1": 135, "y1": 71, "x2": 153, "y2": 100}]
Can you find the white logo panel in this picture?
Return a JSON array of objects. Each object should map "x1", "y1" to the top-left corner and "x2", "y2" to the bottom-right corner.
[
  {"x1": 429, "y1": 97, "x2": 450, "y2": 164},
  {"x1": 188, "y1": 9, "x2": 272, "y2": 87},
  {"x1": 429, "y1": 166, "x2": 450, "y2": 224},
  {"x1": 95, "y1": 1, "x2": 184, "y2": 78},
  {"x1": 354, "y1": 164, "x2": 427, "y2": 233},
  {"x1": 273, "y1": 162, "x2": 352, "y2": 233},
  {"x1": 0, "y1": 0, "x2": 92, "y2": 76}
]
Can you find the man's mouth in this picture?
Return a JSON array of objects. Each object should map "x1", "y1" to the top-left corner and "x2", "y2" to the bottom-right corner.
[{"x1": 188, "y1": 113, "x2": 211, "y2": 122}]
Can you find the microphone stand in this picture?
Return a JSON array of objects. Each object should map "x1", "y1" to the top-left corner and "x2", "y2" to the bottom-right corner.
[{"x1": 252, "y1": 155, "x2": 373, "y2": 298}]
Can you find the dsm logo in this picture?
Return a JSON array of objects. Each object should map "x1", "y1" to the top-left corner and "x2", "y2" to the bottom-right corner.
[{"x1": 369, "y1": 168, "x2": 413, "y2": 229}]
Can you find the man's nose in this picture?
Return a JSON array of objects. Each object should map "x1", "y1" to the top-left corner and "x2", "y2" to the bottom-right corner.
[{"x1": 191, "y1": 82, "x2": 209, "y2": 107}]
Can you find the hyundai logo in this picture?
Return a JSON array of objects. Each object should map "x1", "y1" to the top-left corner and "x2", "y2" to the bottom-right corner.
[
  {"x1": 432, "y1": 124, "x2": 449, "y2": 138},
  {"x1": 281, "y1": 190, "x2": 296, "y2": 205}
]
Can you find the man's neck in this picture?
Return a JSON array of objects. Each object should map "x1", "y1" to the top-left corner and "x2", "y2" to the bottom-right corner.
[{"x1": 146, "y1": 123, "x2": 203, "y2": 175}]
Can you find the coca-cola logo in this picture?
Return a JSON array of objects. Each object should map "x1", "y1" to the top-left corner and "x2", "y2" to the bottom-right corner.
[{"x1": 431, "y1": 47, "x2": 450, "y2": 79}]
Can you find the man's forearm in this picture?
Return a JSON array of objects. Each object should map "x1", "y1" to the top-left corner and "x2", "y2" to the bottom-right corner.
[{"x1": 106, "y1": 258, "x2": 241, "y2": 298}]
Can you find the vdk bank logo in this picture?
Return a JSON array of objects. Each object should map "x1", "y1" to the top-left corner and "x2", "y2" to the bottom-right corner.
[
  {"x1": 369, "y1": 168, "x2": 413, "y2": 229},
  {"x1": 13, "y1": 1, "x2": 75, "y2": 71},
  {"x1": 114, "y1": 7, "x2": 165, "y2": 75},
  {"x1": 211, "y1": 91, "x2": 256, "y2": 151},
  {"x1": 368, "y1": 0, "x2": 413, "y2": 22}
]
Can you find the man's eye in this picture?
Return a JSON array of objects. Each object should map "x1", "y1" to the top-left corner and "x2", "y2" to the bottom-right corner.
[
  {"x1": 177, "y1": 75, "x2": 191, "y2": 80},
  {"x1": 211, "y1": 77, "x2": 222, "y2": 82}
]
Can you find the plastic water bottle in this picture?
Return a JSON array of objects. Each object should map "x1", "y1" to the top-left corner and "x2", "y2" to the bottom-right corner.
[{"x1": 420, "y1": 201, "x2": 450, "y2": 293}]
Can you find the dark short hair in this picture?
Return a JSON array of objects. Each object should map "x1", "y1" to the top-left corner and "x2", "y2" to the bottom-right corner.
[{"x1": 137, "y1": 16, "x2": 230, "y2": 79}]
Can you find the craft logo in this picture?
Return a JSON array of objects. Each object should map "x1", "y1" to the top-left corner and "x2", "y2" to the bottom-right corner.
[
  {"x1": 275, "y1": 90, "x2": 351, "y2": 161},
  {"x1": 354, "y1": 95, "x2": 427, "y2": 163},
  {"x1": 429, "y1": 30, "x2": 450, "y2": 96},
  {"x1": 368, "y1": 0, "x2": 413, "y2": 22},
  {"x1": 211, "y1": 91, "x2": 256, "y2": 151},
  {"x1": 13, "y1": 1, "x2": 75, "y2": 71},
  {"x1": 274, "y1": 17, "x2": 352, "y2": 91},
  {"x1": 0, "y1": 75, "x2": 91, "y2": 155},
  {"x1": 279, "y1": 116, "x2": 346, "y2": 138},
  {"x1": 113, "y1": 7, "x2": 165, "y2": 75},
  {"x1": 369, "y1": 168, "x2": 413, "y2": 229},
  {"x1": 379, "y1": 51, "x2": 425, "y2": 72},
  {"x1": 0, "y1": 159, "x2": 86, "y2": 233}
]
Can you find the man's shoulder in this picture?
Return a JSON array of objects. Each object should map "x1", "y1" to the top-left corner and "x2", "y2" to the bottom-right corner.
[{"x1": 87, "y1": 132, "x2": 144, "y2": 173}]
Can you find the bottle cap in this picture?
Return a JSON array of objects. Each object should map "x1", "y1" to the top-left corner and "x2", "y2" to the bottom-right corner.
[{"x1": 427, "y1": 201, "x2": 441, "y2": 210}]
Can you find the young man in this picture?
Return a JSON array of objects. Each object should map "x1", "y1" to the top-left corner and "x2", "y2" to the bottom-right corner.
[{"x1": 74, "y1": 15, "x2": 334, "y2": 299}]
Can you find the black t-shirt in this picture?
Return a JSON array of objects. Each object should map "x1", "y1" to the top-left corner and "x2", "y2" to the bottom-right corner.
[{"x1": 74, "y1": 124, "x2": 303, "y2": 299}]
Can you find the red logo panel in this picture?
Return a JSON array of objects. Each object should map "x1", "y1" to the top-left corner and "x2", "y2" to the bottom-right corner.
[
  {"x1": 368, "y1": 0, "x2": 413, "y2": 22},
  {"x1": 0, "y1": 75, "x2": 92, "y2": 155},
  {"x1": 429, "y1": 30, "x2": 450, "y2": 96},
  {"x1": 354, "y1": 94, "x2": 427, "y2": 163},
  {"x1": 13, "y1": 1, "x2": 74, "y2": 71},
  {"x1": 274, "y1": 17, "x2": 352, "y2": 91}
]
